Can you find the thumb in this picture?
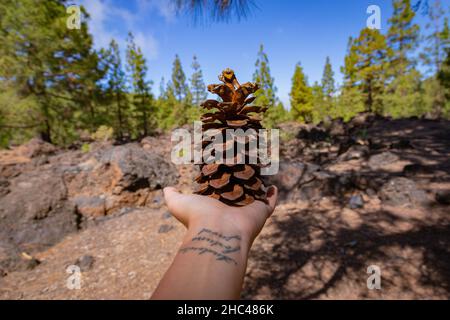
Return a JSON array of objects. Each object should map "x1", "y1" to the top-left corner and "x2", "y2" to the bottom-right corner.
[
  {"x1": 163, "y1": 187, "x2": 191, "y2": 226},
  {"x1": 266, "y1": 185, "x2": 278, "y2": 216}
]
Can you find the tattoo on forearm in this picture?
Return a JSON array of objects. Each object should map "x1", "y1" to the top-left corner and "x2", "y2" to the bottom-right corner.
[
  {"x1": 179, "y1": 247, "x2": 238, "y2": 265},
  {"x1": 180, "y1": 228, "x2": 241, "y2": 266},
  {"x1": 198, "y1": 228, "x2": 242, "y2": 241}
]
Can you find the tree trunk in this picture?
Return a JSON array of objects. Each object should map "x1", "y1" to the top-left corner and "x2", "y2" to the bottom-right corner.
[
  {"x1": 40, "y1": 119, "x2": 52, "y2": 143},
  {"x1": 116, "y1": 93, "x2": 123, "y2": 140}
]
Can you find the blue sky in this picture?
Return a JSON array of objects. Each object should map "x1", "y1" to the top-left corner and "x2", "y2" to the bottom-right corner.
[{"x1": 77, "y1": 0, "x2": 433, "y2": 107}]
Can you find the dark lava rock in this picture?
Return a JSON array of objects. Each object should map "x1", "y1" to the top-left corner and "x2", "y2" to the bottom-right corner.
[
  {"x1": 403, "y1": 164, "x2": 433, "y2": 177},
  {"x1": 297, "y1": 126, "x2": 329, "y2": 142},
  {"x1": 0, "y1": 239, "x2": 41, "y2": 273},
  {"x1": 435, "y1": 190, "x2": 450, "y2": 205},
  {"x1": 379, "y1": 177, "x2": 428, "y2": 207},
  {"x1": 338, "y1": 145, "x2": 369, "y2": 161},
  {"x1": 265, "y1": 161, "x2": 306, "y2": 200},
  {"x1": 368, "y1": 152, "x2": 399, "y2": 170},
  {"x1": 161, "y1": 211, "x2": 172, "y2": 220},
  {"x1": 349, "y1": 194, "x2": 364, "y2": 209},
  {"x1": 0, "y1": 168, "x2": 80, "y2": 273},
  {"x1": 17, "y1": 138, "x2": 57, "y2": 158},
  {"x1": 75, "y1": 255, "x2": 95, "y2": 271},
  {"x1": 392, "y1": 139, "x2": 413, "y2": 150},
  {"x1": 73, "y1": 195, "x2": 106, "y2": 217},
  {"x1": 158, "y1": 224, "x2": 174, "y2": 234},
  {"x1": 98, "y1": 144, "x2": 179, "y2": 191}
]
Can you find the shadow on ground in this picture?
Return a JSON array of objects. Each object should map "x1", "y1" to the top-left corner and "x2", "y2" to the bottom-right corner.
[{"x1": 242, "y1": 203, "x2": 450, "y2": 299}]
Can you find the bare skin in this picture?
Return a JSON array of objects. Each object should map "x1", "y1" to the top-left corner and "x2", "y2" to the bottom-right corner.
[{"x1": 151, "y1": 186, "x2": 278, "y2": 300}]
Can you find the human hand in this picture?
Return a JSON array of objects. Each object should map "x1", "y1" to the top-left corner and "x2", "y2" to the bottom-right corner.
[{"x1": 163, "y1": 186, "x2": 278, "y2": 250}]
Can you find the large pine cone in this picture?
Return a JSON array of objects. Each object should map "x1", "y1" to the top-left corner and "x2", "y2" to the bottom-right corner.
[{"x1": 194, "y1": 68, "x2": 269, "y2": 206}]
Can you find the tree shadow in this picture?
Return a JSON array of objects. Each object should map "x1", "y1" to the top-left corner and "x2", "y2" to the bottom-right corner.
[
  {"x1": 243, "y1": 118, "x2": 450, "y2": 299},
  {"x1": 242, "y1": 205, "x2": 450, "y2": 299}
]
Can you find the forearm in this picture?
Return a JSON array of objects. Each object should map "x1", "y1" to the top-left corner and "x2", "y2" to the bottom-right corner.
[{"x1": 151, "y1": 219, "x2": 252, "y2": 300}]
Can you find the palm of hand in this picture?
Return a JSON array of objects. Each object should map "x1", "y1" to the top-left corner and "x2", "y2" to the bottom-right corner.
[{"x1": 163, "y1": 186, "x2": 278, "y2": 242}]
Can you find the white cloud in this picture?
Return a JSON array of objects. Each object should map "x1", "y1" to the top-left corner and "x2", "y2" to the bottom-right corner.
[
  {"x1": 79, "y1": 0, "x2": 160, "y2": 60},
  {"x1": 81, "y1": 0, "x2": 113, "y2": 49},
  {"x1": 134, "y1": 32, "x2": 159, "y2": 60},
  {"x1": 137, "y1": 0, "x2": 176, "y2": 22}
]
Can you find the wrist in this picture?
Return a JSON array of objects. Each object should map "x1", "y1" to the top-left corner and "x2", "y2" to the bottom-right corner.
[{"x1": 184, "y1": 218, "x2": 252, "y2": 258}]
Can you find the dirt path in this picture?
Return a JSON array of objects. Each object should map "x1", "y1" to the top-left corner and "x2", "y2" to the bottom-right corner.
[
  {"x1": 1, "y1": 199, "x2": 448, "y2": 299},
  {"x1": 0, "y1": 208, "x2": 184, "y2": 299}
]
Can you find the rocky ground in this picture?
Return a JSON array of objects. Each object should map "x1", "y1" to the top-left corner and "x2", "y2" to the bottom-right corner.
[{"x1": 0, "y1": 114, "x2": 449, "y2": 299}]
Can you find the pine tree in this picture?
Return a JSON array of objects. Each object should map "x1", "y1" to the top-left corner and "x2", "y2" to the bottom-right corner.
[
  {"x1": 338, "y1": 37, "x2": 365, "y2": 120},
  {"x1": 253, "y1": 44, "x2": 277, "y2": 108},
  {"x1": 126, "y1": 32, "x2": 154, "y2": 137},
  {"x1": 166, "y1": 55, "x2": 193, "y2": 127},
  {"x1": 104, "y1": 39, "x2": 129, "y2": 140},
  {"x1": 155, "y1": 77, "x2": 173, "y2": 130},
  {"x1": 159, "y1": 77, "x2": 167, "y2": 99},
  {"x1": 169, "y1": 55, "x2": 191, "y2": 102},
  {"x1": 341, "y1": 37, "x2": 358, "y2": 86},
  {"x1": 421, "y1": 1, "x2": 449, "y2": 117},
  {"x1": 387, "y1": 0, "x2": 420, "y2": 75},
  {"x1": 351, "y1": 28, "x2": 389, "y2": 113},
  {"x1": 190, "y1": 55, "x2": 207, "y2": 106},
  {"x1": 253, "y1": 44, "x2": 285, "y2": 127},
  {"x1": 438, "y1": 48, "x2": 450, "y2": 117},
  {"x1": 290, "y1": 63, "x2": 314, "y2": 123},
  {"x1": 383, "y1": 0, "x2": 422, "y2": 117},
  {"x1": 321, "y1": 56, "x2": 336, "y2": 117},
  {"x1": 0, "y1": 0, "x2": 102, "y2": 145},
  {"x1": 311, "y1": 81, "x2": 325, "y2": 123},
  {"x1": 421, "y1": 0, "x2": 448, "y2": 74}
]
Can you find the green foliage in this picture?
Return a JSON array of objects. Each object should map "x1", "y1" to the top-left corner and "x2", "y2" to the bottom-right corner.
[
  {"x1": 420, "y1": 3, "x2": 449, "y2": 117},
  {"x1": 321, "y1": 57, "x2": 335, "y2": 97},
  {"x1": 190, "y1": 55, "x2": 207, "y2": 106},
  {"x1": 351, "y1": 28, "x2": 389, "y2": 113},
  {"x1": 253, "y1": 44, "x2": 287, "y2": 128},
  {"x1": 81, "y1": 143, "x2": 91, "y2": 153},
  {"x1": 103, "y1": 39, "x2": 129, "y2": 140},
  {"x1": 387, "y1": 0, "x2": 420, "y2": 75},
  {"x1": 91, "y1": 125, "x2": 114, "y2": 142},
  {"x1": 337, "y1": 36, "x2": 366, "y2": 120},
  {"x1": 126, "y1": 32, "x2": 154, "y2": 137},
  {"x1": 1, "y1": 0, "x2": 449, "y2": 148},
  {"x1": 289, "y1": 63, "x2": 314, "y2": 123},
  {"x1": 0, "y1": 0, "x2": 103, "y2": 145},
  {"x1": 382, "y1": 0, "x2": 423, "y2": 118},
  {"x1": 438, "y1": 48, "x2": 450, "y2": 117},
  {"x1": 253, "y1": 44, "x2": 277, "y2": 108},
  {"x1": 336, "y1": 86, "x2": 365, "y2": 121},
  {"x1": 170, "y1": 55, "x2": 191, "y2": 102},
  {"x1": 422, "y1": 76, "x2": 447, "y2": 118},
  {"x1": 420, "y1": 1, "x2": 448, "y2": 73},
  {"x1": 382, "y1": 69, "x2": 424, "y2": 117},
  {"x1": 311, "y1": 81, "x2": 325, "y2": 123},
  {"x1": 156, "y1": 55, "x2": 197, "y2": 130},
  {"x1": 308, "y1": 57, "x2": 337, "y2": 123}
]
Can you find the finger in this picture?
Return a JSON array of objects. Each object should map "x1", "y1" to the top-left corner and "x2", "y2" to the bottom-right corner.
[
  {"x1": 163, "y1": 187, "x2": 191, "y2": 225},
  {"x1": 242, "y1": 185, "x2": 278, "y2": 219},
  {"x1": 266, "y1": 185, "x2": 278, "y2": 215}
]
